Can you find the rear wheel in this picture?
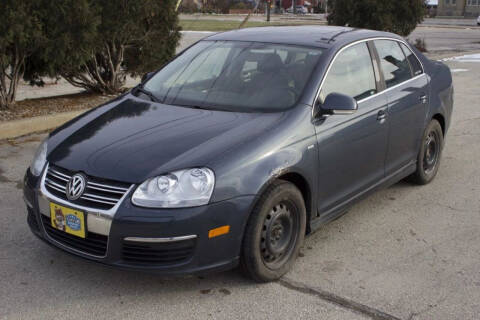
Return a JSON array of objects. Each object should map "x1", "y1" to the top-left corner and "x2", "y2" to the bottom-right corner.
[
  {"x1": 241, "y1": 180, "x2": 306, "y2": 282},
  {"x1": 409, "y1": 119, "x2": 444, "y2": 185}
]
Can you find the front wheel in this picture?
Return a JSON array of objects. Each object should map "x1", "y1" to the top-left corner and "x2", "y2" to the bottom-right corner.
[
  {"x1": 408, "y1": 119, "x2": 444, "y2": 185},
  {"x1": 241, "y1": 180, "x2": 306, "y2": 282}
]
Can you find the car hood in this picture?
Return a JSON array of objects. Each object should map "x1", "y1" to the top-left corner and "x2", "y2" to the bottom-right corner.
[{"x1": 47, "y1": 95, "x2": 284, "y2": 183}]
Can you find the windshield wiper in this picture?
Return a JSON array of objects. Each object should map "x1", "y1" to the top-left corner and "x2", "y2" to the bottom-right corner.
[{"x1": 133, "y1": 85, "x2": 161, "y2": 103}]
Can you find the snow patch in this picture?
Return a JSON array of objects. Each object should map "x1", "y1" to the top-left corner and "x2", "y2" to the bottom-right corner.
[{"x1": 441, "y1": 54, "x2": 480, "y2": 63}]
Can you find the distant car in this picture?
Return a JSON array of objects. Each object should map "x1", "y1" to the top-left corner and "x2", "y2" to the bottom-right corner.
[
  {"x1": 287, "y1": 5, "x2": 308, "y2": 14},
  {"x1": 25, "y1": 26, "x2": 453, "y2": 282},
  {"x1": 477, "y1": 15, "x2": 480, "y2": 26}
]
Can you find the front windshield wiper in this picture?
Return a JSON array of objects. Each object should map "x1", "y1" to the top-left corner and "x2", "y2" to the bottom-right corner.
[
  {"x1": 133, "y1": 85, "x2": 161, "y2": 103},
  {"x1": 173, "y1": 103, "x2": 228, "y2": 111}
]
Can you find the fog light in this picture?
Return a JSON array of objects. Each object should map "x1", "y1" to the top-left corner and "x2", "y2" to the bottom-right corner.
[{"x1": 208, "y1": 225, "x2": 230, "y2": 238}]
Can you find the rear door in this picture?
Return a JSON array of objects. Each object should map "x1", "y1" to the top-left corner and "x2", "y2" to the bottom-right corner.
[
  {"x1": 314, "y1": 42, "x2": 389, "y2": 216},
  {"x1": 373, "y1": 40, "x2": 429, "y2": 175}
]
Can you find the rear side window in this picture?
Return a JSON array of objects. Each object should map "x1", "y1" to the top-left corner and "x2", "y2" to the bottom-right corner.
[
  {"x1": 374, "y1": 40, "x2": 412, "y2": 88},
  {"x1": 320, "y1": 42, "x2": 377, "y2": 102},
  {"x1": 400, "y1": 43, "x2": 423, "y2": 76}
]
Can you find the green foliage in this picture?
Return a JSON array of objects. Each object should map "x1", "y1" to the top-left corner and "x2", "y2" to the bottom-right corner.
[
  {"x1": 327, "y1": 0, "x2": 426, "y2": 36},
  {"x1": 179, "y1": 0, "x2": 201, "y2": 13},
  {"x1": 49, "y1": 0, "x2": 182, "y2": 94},
  {"x1": 203, "y1": 0, "x2": 232, "y2": 14},
  {"x1": 1, "y1": 0, "x2": 181, "y2": 107},
  {"x1": 0, "y1": 0, "x2": 44, "y2": 108},
  {"x1": 26, "y1": 0, "x2": 99, "y2": 84}
]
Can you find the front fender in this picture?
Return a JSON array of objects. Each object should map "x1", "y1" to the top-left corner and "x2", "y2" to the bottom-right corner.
[{"x1": 209, "y1": 105, "x2": 318, "y2": 207}]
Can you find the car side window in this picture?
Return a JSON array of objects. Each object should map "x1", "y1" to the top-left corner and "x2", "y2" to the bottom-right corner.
[
  {"x1": 400, "y1": 43, "x2": 423, "y2": 76},
  {"x1": 320, "y1": 42, "x2": 377, "y2": 103},
  {"x1": 374, "y1": 40, "x2": 412, "y2": 88}
]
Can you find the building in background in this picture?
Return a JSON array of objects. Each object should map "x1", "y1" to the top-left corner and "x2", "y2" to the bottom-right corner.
[
  {"x1": 437, "y1": 0, "x2": 480, "y2": 17},
  {"x1": 426, "y1": 0, "x2": 438, "y2": 16},
  {"x1": 280, "y1": 0, "x2": 325, "y2": 12}
]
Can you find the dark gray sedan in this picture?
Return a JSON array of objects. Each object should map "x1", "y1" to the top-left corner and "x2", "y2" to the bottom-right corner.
[{"x1": 25, "y1": 26, "x2": 453, "y2": 282}]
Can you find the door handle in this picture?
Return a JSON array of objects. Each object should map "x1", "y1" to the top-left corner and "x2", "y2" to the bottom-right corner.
[
  {"x1": 377, "y1": 109, "x2": 387, "y2": 121},
  {"x1": 419, "y1": 94, "x2": 428, "y2": 104}
]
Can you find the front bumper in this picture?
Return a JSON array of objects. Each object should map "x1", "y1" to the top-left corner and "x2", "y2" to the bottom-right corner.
[{"x1": 24, "y1": 168, "x2": 255, "y2": 275}]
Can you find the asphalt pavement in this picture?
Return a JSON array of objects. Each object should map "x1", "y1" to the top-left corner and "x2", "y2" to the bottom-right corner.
[{"x1": 1, "y1": 52, "x2": 479, "y2": 320}]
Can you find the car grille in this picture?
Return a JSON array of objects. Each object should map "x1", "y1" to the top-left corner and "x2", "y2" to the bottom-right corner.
[
  {"x1": 41, "y1": 214, "x2": 108, "y2": 256},
  {"x1": 44, "y1": 165, "x2": 131, "y2": 210},
  {"x1": 122, "y1": 239, "x2": 195, "y2": 265}
]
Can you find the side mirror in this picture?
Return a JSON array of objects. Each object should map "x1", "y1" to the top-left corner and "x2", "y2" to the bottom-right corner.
[
  {"x1": 141, "y1": 71, "x2": 154, "y2": 83},
  {"x1": 318, "y1": 93, "x2": 358, "y2": 116}
]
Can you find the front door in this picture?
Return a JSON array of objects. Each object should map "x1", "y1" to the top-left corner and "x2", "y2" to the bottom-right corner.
[{"x1": 314, "y1": 42, "x2": 389, "y2": 216}]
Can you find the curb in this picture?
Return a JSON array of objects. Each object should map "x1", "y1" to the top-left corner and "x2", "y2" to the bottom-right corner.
[{"x1": 0, "y1": 109, "x2": 88, "y2": 140}]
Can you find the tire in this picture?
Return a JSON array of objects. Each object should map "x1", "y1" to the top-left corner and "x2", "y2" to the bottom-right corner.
[
  {"x1": 408, "y1": 119, "x2": 444, "y2": 185},
  {"x1": 241, "y1": 180, "x2": 306, "y2": 282}
]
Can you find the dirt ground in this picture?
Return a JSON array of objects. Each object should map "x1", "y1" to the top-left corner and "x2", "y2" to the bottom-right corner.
[{"x1": 0, "y1": 93, "x2": 115, "y2": 122}]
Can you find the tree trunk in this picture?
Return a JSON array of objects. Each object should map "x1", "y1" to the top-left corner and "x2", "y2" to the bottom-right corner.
[
  {"x1": 0, "y1": 46, "x2": 24, "y2": 109},
  {"x1": 62, "y1": 41, "x2": 127, "y2": 95}
]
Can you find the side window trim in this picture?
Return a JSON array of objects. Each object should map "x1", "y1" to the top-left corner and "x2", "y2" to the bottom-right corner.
[{"x1": 312, "y1": 37, "x2": 426, "y2": 115}]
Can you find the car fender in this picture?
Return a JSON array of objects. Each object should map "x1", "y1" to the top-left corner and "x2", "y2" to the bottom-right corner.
[{"x1": 209, "y1": 104, "x2": 318, "y2": 217}]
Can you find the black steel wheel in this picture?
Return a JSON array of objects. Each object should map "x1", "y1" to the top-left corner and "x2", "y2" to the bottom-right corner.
[
  {"x1": 423, "y1": 130, "x2": 440, "y2": 175},
  {"x1": 241, "y1": 180, "x2": 306, "y2": 282},
  {"x1": 260, "y1": 201, "x2": 300, "y2": 269},
  {"x1": 409, "y1": 119, "x2": 444, "y2": 185}
]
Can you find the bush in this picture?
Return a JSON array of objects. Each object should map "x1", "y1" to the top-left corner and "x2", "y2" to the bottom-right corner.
[
  {"x1": 54, "y1": 0, "x2": 181, "y2": 94},
  {"x1": 180, "y1": 1, "x2": 201, "y2": 13},
  {"x1": 412, "y1": 38, "x2": 427, "y2": 52},
  {"x1": 231, "y1": 2, "x2": 251, "y2": 10},
  {"x1": 203, "y1": 0, "x2": 232, "y2": 14},
  {"x1": 1, "y1": 0, "x2": 181, "y2": 108},
  {"x1": 327, "y1": 0, "x2": 426, "y2": 36},
  {"x1": 0, "y1": 0, "x2": 44, "y2": 109}
]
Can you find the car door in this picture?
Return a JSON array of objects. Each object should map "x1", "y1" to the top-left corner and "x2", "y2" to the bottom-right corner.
[
  {"x1": 314, "y1": 41, "x2": 389, "y2": 216},
  {"x1": 373, "y1": 40, "x2": 429, "y2": 175}
]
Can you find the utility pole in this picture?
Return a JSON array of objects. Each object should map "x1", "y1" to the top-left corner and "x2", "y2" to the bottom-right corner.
[
  {"x1": 293, "y1": 0, "x2": 296, "y2": 14},
  {"x1": 267, "y1": 0, "x2": 271, "y2": 21}
]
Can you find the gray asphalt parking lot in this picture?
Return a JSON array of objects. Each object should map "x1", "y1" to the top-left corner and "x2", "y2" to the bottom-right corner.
[{"x1": 1, "y1": 55, "x2": 479, "y2": 319}]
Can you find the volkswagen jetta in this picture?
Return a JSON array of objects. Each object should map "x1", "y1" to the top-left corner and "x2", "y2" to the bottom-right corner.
[{"x1": 24, "y1": 26, "x2": 453, "y2": 282}]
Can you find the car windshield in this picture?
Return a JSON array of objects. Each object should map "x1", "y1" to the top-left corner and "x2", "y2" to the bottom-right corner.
[{"x1": 143, "y1": 41, "x2": 324, "y2": 112}]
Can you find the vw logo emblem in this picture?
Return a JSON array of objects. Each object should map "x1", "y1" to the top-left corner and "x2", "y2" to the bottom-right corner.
[{"x1": 66, "y1": 174, "x2": 86, "y2": 201}]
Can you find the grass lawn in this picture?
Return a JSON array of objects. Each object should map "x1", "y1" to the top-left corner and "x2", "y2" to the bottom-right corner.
[{"x1": 179, "y1": 19, "x2": 321, "y2": 32}]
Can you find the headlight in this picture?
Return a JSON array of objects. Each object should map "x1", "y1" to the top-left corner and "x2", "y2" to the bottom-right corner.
[
  {"x1": 132, "y1": 168, "x2": 215, "y2": 208},
  {"x1": 29, "y1": 139, "x2": 48, "y2": 176}
]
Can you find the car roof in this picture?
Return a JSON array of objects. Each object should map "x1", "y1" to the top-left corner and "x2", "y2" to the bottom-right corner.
[{"x1": 205, "y1": 25, "x2": 403, "y2": 50}]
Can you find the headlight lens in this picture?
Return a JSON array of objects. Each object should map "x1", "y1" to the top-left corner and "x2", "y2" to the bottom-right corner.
[
  {"x1": 132, "y1": 168, "x2": 215, "y2": 208},
  {"x1": 29, "y1": 139, "x2": 47, "y2": 176}
]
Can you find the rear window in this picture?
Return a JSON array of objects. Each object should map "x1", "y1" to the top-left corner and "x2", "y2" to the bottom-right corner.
[
  {"x1": 374, "y1": 40, "x2": 412, "y2": 88},
  {"x1": 400, "y1": 43, "x2": 423, "y2": 76}
]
